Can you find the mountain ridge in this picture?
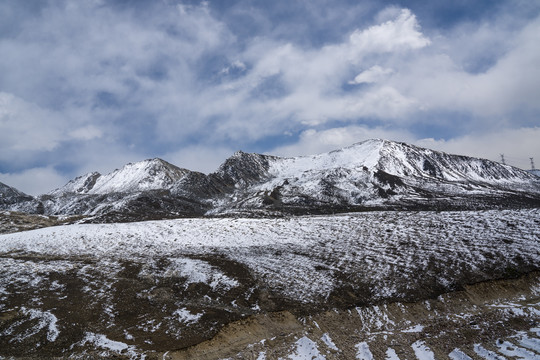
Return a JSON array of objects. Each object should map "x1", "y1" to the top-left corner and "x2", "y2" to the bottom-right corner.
[
  {"x1": 207, "y1": 139, "x2": 540, "y2": 215},
  {"x1": 1, "y1": 139, "x2": 539, "y2": 220},
  {"x1": 49, "y1": 158, "x2": 191, "y2": 196},
  {"x1": 0, "y1": 181, "x2": 34, "y2": 207}
]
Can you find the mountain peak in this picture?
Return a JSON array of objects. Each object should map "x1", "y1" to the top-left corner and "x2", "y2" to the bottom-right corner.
[
  {"x1": 89, "y1": 158, "x2": 191, "y2": 194},
  {"x1": 51, "y1": 158, "x2": 192, "y2": 196}
]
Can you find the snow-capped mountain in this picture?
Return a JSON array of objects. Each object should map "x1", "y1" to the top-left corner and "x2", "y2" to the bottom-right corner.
[
  {"x1": 1, "y1": 139, "x2": 539, "y2": 220},
  {"x1": 209, "y1": 139, "x2": 540, "y2": 214},
  {"x1": 49, "y1": 158, "x2": 191, "y2": 196},
  {"x1": 38, "y1": 159, "x2": 203, "y2": 220}
]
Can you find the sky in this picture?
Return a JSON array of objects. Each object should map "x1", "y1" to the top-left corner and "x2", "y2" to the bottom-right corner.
[{"x1": 1, "y1": 0, "x2": 540, "y2": 195}]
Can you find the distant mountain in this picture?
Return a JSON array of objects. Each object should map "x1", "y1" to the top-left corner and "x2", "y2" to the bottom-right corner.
[
  {"x1": 528, "y1": 169, "x2": 540, "y2": 177},
  {"x1": 40, "y1": 159, "x2": 204, "y2": 221},
  {"x1": 1, "y1": 140, "x2": 539, "y2": 221},
  {"x1": 0, "y1": 181, "x2": 43, "y2": 214},
  {"x1": 49, "y1": 158, "x2": 190, "y2": 196},
  {"x1": 208, "y1": 139, "x2": 540, "y2": 215},
  {"x1": 0, "y1": 182, "x2": 34, "y2": 207}
]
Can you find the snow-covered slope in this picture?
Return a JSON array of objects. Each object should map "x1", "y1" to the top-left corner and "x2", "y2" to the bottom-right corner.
[
  {"x1": 1, "y1": 209, "x2": 539, "y2": 357},
  {"x1": 265, "y1": 139, "x2": 538, "y2": 189},
  {"x1": 0, "y1": 181, "x2": 43, "y2": 213},
  {"x1": 2, "y1": 208, "x2": 539, "y2": 304},
  {"x1": 48, "y1": 172, "x2": 101, "y2": 196},
  {"x1": 36, "y1": 159, "x2": 203, "y2": 219},
  {"x1": 89, "y1": 158, "x2": 191, "y2": 194},
  {"x1": 50, "y1": 158, "x2": 190, "y2": 196},
  {"x1": 210, "y1": 139, "x2": 540, "y2": 214}
]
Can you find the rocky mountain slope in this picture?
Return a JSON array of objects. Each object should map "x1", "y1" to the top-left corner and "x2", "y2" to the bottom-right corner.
[
  {"x1": 1, "y1": 139, "x2": 539, "y2": 220},
  {"x1": 0, "y1": 181, "x2": 44, "y2": 214},
  {"x1": 209, "y1": 139, "x2": 540, "y2": 215},
  {"x1": 0, "y1": 181, "x2": 34, "y2": 207}
]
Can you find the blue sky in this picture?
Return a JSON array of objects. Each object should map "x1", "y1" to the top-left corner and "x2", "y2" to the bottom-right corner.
[{"x1": 1, "y1": 0, "x2": 540, "y2": 195}]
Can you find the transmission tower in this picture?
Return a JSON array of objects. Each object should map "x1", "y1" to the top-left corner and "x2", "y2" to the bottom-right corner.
[
  {"x1": 500, "y1": 154, "x2": 506, "y2": 165},
  {"x1": 531, "y1": 157, "x2": 536, "y2": 171}
]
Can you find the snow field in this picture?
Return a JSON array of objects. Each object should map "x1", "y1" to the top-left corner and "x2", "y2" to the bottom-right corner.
[
  {"x1": 1, "y1": 208, "x2": 539, "y2": 358},
  {"x1": 1, "y1": 208, "x2": 539, "y2": 303}
]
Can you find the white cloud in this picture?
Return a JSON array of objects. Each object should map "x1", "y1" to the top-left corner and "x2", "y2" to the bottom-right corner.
[
  {"x1": 0, "y1": 93, "x2": 67, "y2": 164},
  {"x1": 269, "y1": 126, "x2": 416, "y2": 157},
  {"x1": 0, "y1": 167, "x2": 68, "y2": 196},
  {"x1": 349, "y1": 65, "x2": 394, "y2": 84},
  {"x1": 69, "y1": 125, "x2": 103, "y2": 141},
  {"x1": 0, "y1": 1, "x2": 235, "y2": 140},
  {"x1": 220, "y1": 60, "x2": 247, "y2": 75},
  {"x1": 387, "y1": 12, "x2": 540, "y2": 121},
  {"x1": 163, "y1": 145, "x2": 237, "y2": 174},
  {"x1": 348, "y1": 8, "x2": 430, "y2": 58},
  {"x1": 203, "y1": 7, "x2": 429, "y2": 132},
  {"x1": 415, "y1": 127, "x2": 540, "y2": 170},
  {"x1": 0, "y1": 4, "x2": 435, "y2": 152}
]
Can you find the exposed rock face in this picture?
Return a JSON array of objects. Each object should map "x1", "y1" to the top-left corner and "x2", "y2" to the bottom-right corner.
[
  {"x1": 212, "y1": 151, "x2": 276, "y2": 187},
  {"x1": 1, "y1": 139, "x2": 540, "y2": 220}
]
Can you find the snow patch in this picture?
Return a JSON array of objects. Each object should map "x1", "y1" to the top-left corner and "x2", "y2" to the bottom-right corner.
[
  {"x1": 385, "y1": 348, "x2": 400, "y2": 360},
  {"x1": 140, "y1": 257, "x2": 239, "y2": 291},
  {"x1": 449, "y1": 348, "x2": 473, "y2": 360},
  {"x1": 402, "y1": 324, "x2": 424, "y2": 333},
  {"x1": 287, "y1": 336, "x2": 325, "y2": 360},
  {"x1": 80, "y1": 332, "x2": 139, "y2": 358},
  {"x1": 411, "y1": 341, "x2": 435, "y2": 360},
  {"x1": 473, "y1": 344, "x2": 506, "y2": 360},
  {"x1": 355, "y1": 342, "x2": 374, "y2": 360},
  {"x1": 321, "y1": 333, "x2": 338, "y2": 351},
  {"x1": 1, "y1": 307, "x2": 59, "y2": 343},
  {"x1": 517, "y1": 333, "x2": 540, "y2": 353},
  {"x1": 173, "y1": 308, "x2": 203, "y2": 324},
  {"x1": 496, "y1": 340, "x2": 538, "y2": 359}
]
